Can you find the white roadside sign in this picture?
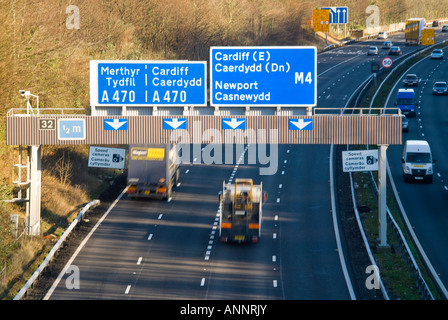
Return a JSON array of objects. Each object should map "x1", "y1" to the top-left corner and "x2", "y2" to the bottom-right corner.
[
  {"x1": 88, "y1": 146, "x2": 126, "y2": 169},
  {"x1": 342, "y1": 149, "x2": 379, "y2": 172}
]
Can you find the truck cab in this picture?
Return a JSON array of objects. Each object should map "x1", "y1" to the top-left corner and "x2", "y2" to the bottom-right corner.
[
  {"x1": 395, "y1": 88, "x2": 417, "y2": 117},
  {"x1": 401, "y1": 140, "x2": 435, "y2": 183}
]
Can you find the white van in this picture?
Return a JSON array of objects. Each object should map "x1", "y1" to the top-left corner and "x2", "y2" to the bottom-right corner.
[{"x1": 402, "y1": 140, "x2": 435, "y2": 183}]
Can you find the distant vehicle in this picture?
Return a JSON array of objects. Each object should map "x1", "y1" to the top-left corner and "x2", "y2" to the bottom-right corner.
[
  {"x1": 403, "y1": 74, "x2": 420, "y2": 87},
  {"x1": 382, "y1": 41, "x2": 393, "y2": 49},
  {"x1": 377, "y1": 32, "x2": 388, "y2": 39},
  {"x1": 389, "y1": 46, "x2": 402, "y2": 56},
  {"x1": 395, "y1": 88, "x2": 417, "y2": 117},
  {"x1": 405, "y1": 18, "x2": 425, "y2": 45},
  {"x1": 442, "y1": 25, "x2": 448, "y2": 32},
  {"x1": 430, "y1": 48, "x2": 444, "y2": 59},
  {"x1": 368, "y1": 46, "x2": 379, "y2": 55},
  {"x1": 401, "y1": 114, "x2": 409, "y2": 132},
  {"x1": 127, "y1": 144, "x2": 180, "y2": 200},
  {"x1": 432, "y1": 20, "x2": 439, "y2": 27},
  {"x1": 432, "y1": 81, "x2": 448, "y2": 95},
  {"x1": 402, "y1": 140, "x2": 435, "y2": 183}
]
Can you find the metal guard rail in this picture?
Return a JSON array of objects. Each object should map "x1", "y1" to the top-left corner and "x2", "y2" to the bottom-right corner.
[{"x1": 13, "y1": 199, "x2": 100, "y2": 300}]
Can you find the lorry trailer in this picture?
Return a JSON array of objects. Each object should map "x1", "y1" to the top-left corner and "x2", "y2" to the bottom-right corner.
[
  {"x1": 405, "y1": 18, "x2": 425, "y2": 45},
  {"x1": 127, "y1": 144, "x2": 180, "y2": 200}
]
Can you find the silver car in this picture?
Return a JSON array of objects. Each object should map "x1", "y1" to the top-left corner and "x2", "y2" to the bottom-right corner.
[
  {"x1": 368, "y1": 46, "x2": 379, "y2": 55},
  {"x1": 431, "y1": 49, "x2": 444, "y2": 59}
]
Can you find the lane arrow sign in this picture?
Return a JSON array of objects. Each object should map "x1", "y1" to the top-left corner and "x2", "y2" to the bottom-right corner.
[
  {"x1": 163, "y1": 118, "x2": 187, "y2": 130},
  {"x1": 222, "y1": 118, "x2": 246, "y2": 130},
  {"x1": 289, "y1": 119, "x2": 313, "y2": 130},
  {"x1": 104, "y1": 119, "x2": 128, "y2": 130}
]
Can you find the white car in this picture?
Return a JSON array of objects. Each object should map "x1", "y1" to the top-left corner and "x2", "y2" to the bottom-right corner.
[
  {"x1": 377, "y1": 32, "x2": 388, "y2": 39},
  {"x1": 431, "y1": 49, "x2": 444, "y2": 59}
]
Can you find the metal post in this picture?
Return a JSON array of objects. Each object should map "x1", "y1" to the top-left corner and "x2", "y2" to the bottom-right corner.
[
  {"x1": 27, "y1": 145, "x2": 42, "y2": 236},
  {"x1": 306, "y1": 107, "x2": 313, "y2": 116},
  {"x1": 378, "y1": 144, "x2": 388, "y2": 247}
]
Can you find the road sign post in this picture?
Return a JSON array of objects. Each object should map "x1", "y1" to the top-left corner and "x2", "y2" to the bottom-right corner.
[
  {"x1": 378, "y1": 145, "x2": 388, "y2": 247},
  {"x1": 321, "y1": 7, "x2": 348, "y2": 37},
  {"x1": 210, "y1": 46, "x2": 317, "y2": 107}
]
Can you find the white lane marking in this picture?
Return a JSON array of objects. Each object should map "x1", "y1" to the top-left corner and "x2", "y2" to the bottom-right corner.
[
  {"x1": 147, "y1": 234, "x2": 153, "y2": 240},
  {"x1": 273, "y1": 280, "x2": 278, "y2": 287},
  {"x1": 200, "y1": 278, "x2": 205, "y2": 286},
  {"x1": 137, "y1": 257, "x2": 142, "y2": 265},
  {"x1": 158, "y1": 214, "x2": 163, "y2": 219},
  {"x1": 125, "y1": 285, "x2": 131, "y2": 294}
]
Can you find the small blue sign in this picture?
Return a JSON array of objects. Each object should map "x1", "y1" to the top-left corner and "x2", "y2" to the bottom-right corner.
[
  {"x1": 222, "y1": 118, "x2": 246, "y2": 130},
  {"x1": 104, "y1": 118, "x2": 128, "y2": 130},
  {"x1": 58, "y1": 119, "x2": 86, "y2": 140},
  {"x1": 321, "y1": 7, "x2": 348, "y2": 24},
  {"x1": 210, "y1": 47, "x2": 316, "y2": 106},
  {"x1": 92, "y1": 61, "x2": 207, "y2": 106},
  {"x1": 163, "y1": 118, "x2": 187, "y2": 130},
  {"x1": 289, "y1": 119, "x2": 313, "y2": 130}
]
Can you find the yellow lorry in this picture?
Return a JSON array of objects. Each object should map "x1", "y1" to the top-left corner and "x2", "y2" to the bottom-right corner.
[{"x1": 219, "y1": 179, "x2": 267, "y2": 243}]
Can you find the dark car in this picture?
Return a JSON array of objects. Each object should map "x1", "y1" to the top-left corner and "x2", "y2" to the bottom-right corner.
[
  {"x1": 402, "y1": 114, "x2": 409, "y2": 132},
  {"x1": 433, "y1": 20, "x2": 439, "y2": 27},
  {"x1": 389, "y1": 46, "x2": 402, "y2": 56},
  {"x1": 442, "y1": 25, "x2": 448, "y2": 32},
  {"x1": 432, "y1": 81, "x2": 448, "y2": 95},
  {"x1": 382, "y1": 41, "x2": 393, "y2": 49},
  {"x1": 403, "y1": 74, "x2": 420, "y2": 87}
]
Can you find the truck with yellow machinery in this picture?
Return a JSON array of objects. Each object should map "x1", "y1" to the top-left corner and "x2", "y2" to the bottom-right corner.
[
  {"x1": 405, "y1": 18, "x2": 425, "y2": 45},
  {"x1": 127, "y1": 144, "x2": 180, "y2": 200},
  {"x1": 219, "y1": 178, "x2": 267, "y2": 243}
]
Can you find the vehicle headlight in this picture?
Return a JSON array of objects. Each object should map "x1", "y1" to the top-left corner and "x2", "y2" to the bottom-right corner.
[
  {"x1": 428, "y1": 167, "x2": 433, "y2": 174},
  {"x1": 404, "y1": 166, "x2": 411, "y2": 174}
]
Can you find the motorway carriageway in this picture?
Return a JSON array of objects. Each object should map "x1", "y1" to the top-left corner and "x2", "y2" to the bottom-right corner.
[{"x1": 44, "y1": 30, "x2": 448, "y2": 300}]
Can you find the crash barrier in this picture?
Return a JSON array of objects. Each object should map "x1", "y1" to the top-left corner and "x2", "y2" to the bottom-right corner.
[{"x1": 13, "y1": 199, "x2": 100, "y2": 300}]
